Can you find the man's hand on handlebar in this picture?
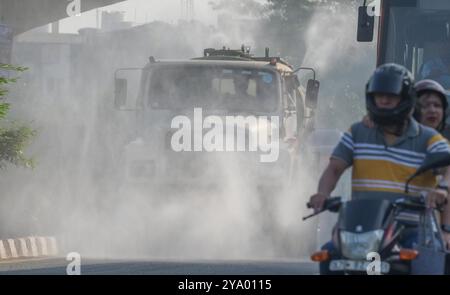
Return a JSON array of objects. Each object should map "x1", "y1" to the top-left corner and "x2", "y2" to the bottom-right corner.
[
  {"x1": 426, "y1": 188, "x2": 448, "y2": 209},
  {"x1": 442, "y1": 232, "x2": 450, "y2": 251},
  {"x1": 308, "y1": 193, "x2": 328, "y2": 213}
]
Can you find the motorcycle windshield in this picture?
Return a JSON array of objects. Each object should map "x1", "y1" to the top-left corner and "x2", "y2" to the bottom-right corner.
[{"x1": 337, "y1": 199, "x2": 392, "y2": 233}]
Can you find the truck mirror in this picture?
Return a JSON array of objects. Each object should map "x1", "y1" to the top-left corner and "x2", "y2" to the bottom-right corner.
[
  {"x1": 357, "y1": 6, "x2": 374, "y2": 42},
  {"x1": 114, "y1": 78, "x2": 127, "y2": 109},
  {"x1": 114, "y1": 67, "x2": 144, "y2": 111},
  {"x1": 305, "y1": 79, "x2": 320, "y2": 109}
]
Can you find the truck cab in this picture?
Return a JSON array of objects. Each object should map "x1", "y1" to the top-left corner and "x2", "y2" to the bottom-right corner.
[{"x1": 114, "y1": 47, "x2": 320, "y2": 193}]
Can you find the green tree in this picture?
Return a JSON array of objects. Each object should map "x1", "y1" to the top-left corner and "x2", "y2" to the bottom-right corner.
[{"x1": 0, "y1": 64, "x2": 35, "y2": 169}]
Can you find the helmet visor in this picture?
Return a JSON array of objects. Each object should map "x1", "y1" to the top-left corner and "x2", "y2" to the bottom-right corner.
[{"x1": 367, "y1": 72, "x2": 404, "y2": 95}]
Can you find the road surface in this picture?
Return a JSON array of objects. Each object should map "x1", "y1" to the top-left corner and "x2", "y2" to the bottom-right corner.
[{"x1": 0, "y1": 257, "x2": 317, "y2": 275}]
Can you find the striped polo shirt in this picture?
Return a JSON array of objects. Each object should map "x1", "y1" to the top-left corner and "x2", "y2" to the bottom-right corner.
[{"x1": 332, "y1": 118, "x2": 450, "y2": 200}]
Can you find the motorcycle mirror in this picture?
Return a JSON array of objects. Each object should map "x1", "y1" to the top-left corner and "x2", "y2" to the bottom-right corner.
[{"x1": 405, "y1": 152, "x2": 450, "y2": 193}]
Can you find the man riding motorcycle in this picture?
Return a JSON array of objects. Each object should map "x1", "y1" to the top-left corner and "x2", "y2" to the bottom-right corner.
[
  {"x1": 308, "y1": 63, "x2": 450, "y2": 274},
  {"x1": 362, "y1": 78, "x2": 450, "y2": 252}
]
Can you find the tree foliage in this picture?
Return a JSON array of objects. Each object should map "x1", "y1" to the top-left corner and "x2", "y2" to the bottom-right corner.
[
  {"x1": 209, "y1": 0, "x2": 265, "y2": 17},
  {"x1": 209, "y1": 0, "x2": 374, "y2": 128},
  {"x1": 0, "y1": 64, "x2": 35, "y2": 169}
]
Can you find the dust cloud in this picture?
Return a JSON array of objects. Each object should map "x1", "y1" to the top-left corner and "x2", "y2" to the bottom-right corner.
[{"x1": 0, "y1": 0, "x2": 375, "y2": 261}]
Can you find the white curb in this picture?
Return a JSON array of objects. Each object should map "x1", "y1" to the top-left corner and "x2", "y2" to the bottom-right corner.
[{"x1": 0, "y1": 236, "x2": 58, "y2": 260}]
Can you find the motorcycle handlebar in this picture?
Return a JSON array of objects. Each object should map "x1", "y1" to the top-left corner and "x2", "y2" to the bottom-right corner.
[
  {"x1": 304, "y1": 191, "x2": 447, "y2": 222},
  {"x1": 395, "y1": 192, "x2": 446, "y2": 212},
  {"x1": 303, "y1": 196, "x2": 342, "y2": 221},
  {"x1": 306, "y1": 196, "x2": 341, "y2": 209}
]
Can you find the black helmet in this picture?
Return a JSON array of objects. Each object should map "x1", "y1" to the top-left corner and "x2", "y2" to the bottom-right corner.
[
  {"x1": 366, "y1": 63, "x2": 416, "y2": 126},
  {"x1": 414, "y1": 79, "x2": 448, "y2": 131}
]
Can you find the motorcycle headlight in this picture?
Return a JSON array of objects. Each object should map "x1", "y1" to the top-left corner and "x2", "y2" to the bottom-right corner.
[{"x1": 340, "y1": 230, "x2": 384, "y2": 260}]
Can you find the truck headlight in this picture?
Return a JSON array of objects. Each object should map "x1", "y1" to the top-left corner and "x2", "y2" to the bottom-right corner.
[{"x1": 340, "y1": 230, "x2": 384, "y2": 260}]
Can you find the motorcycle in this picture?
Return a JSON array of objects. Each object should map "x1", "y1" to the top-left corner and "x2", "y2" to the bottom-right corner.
[{"x1": 304, "y1": 152, "x2": 450, "y2": 275}]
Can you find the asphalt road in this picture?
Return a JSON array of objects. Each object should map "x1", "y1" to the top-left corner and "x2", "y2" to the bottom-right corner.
[{"x1": 0, "y1": 258, "x2": 318, "y2": 275}]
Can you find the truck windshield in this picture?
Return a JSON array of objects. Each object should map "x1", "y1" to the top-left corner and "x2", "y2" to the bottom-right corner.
[
  {"x1": 147, "y1": 64, "x2": 280, "y2": 113},
  {"x1": 383, "y1": 2, "x2": 450, "y2": 91}
]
